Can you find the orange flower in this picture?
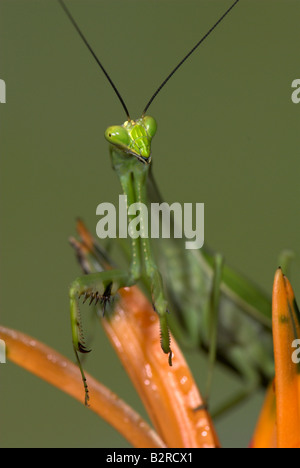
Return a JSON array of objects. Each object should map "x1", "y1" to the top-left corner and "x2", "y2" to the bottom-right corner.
[
  {"x1": 251, "y1": 382, "x2": 276, "y2": 448},
  {"x1": 252, "y1": 268, "x2": 300, "y2": 448},
  {"x1": 0, "y1": 325, "x2": 165, "y2": 448},
  {"x1": 103, "y1": 285, "x2": 219, "y2": 448},
  {"x1": 272, "y1": 269, "x2": 300, "y2": 448},
  {"x1": 0, "y1": 220, "x2": 219, "y2": 448}
]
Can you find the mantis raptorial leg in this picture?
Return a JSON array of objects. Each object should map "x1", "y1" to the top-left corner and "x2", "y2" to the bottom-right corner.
[{"x1": 70, "y1": 141, "x2": 173, "y2": 372}]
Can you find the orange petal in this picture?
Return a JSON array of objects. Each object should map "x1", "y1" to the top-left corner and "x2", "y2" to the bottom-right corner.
[
  {"x1": 272, "y1": 269, "x2": 300, "y2": 448},
  {"x1": 0, "y1": 325, "x2": 165, "y2": 448},
  {"x1": 251, "y1": 381, "x2": 277, "y2": 448},
  {"x1": 103, "y1": 286, "x2": 220, "y2": 448}
]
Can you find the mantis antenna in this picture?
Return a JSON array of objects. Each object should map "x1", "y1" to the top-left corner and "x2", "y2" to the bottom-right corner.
[
  {"x1": 58, "y1": 0, "x2": 131, "y2": 120},
  {"x1": 142, "y1": 0, "x2": 241, "y2": 115},
  {"x1": 58, "y1": 0, "x2": 241, "y2": 119}
]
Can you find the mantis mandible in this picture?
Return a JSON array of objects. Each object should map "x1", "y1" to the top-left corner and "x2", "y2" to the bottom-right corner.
[{"x1": 59, "y1": 0, "x2": 276, "y2": 409}]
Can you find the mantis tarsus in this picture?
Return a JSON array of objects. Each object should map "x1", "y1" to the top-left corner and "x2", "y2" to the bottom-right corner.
[{"x1": 59, "y1": 0, "x2": 276, "y2": 409}]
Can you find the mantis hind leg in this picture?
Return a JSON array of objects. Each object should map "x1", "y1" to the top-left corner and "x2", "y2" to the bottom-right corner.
[
  {"x1": 205, "y1": 253, "x2": 224, "y2": 402},
  {"x1": 277, "y1": 249, "x2": 295, "y2": 277},
  {"x1": 193, "y1": 253, "x2": 224, "y2": 411},
  {"x1": 210, "y1": 347, "x2": 261, "y2": 419}
]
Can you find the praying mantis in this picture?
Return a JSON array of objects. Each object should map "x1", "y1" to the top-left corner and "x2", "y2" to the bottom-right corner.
[{"x1": 57, "y1": 0, "x2": 278, "y2": 411}]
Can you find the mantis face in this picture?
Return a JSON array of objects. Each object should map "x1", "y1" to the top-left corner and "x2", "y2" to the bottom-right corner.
[{"x1": 104, "y1": 115, "x2": 157, "y2": 164}]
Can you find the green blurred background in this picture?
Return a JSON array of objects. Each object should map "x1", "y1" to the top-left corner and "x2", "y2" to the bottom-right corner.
[{"x1": 1, "y1": 0, "x2": 299, "y2": 448}]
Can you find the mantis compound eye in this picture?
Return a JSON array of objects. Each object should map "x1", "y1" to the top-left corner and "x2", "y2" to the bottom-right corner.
[
  {"x1": 104, "y1": 126, "x2": 130, "y2": 147},
  {"x1": 143, "y1": 116, "x2": 157, "y2": 139}
]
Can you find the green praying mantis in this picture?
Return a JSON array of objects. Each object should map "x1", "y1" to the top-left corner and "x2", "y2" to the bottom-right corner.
[{"x1": 59, "y1": 0, "x2": 278, "y2": 410}]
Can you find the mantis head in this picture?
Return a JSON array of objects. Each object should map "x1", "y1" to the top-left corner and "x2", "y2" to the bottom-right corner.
[{"x1": 104, "y1": 115, "x2": 157, "y2": 164}]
